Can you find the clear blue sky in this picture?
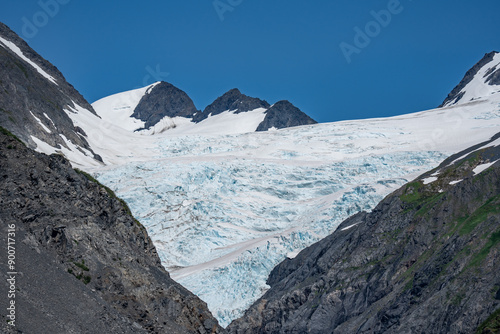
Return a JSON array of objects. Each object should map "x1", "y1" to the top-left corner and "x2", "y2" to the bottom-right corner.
[{"x1": 1, "y1": 1, "x2": 499, "y2": 122}]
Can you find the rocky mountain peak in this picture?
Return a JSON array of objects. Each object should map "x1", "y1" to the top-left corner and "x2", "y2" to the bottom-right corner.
[
  {"x1": 194, "y1": 88, "x2": 270, "y2": 122},
  {"x1": 440, "y1": 50, "x2": 500, "y2": 107},
  {"x1": 225, "y1": 88, "x2": 242, "y2": 95},
  {"x1": 256, "y1": 100, "x2": 317, "y2": 131},
  {"x1": 132, "y1": 81, "x2": 200, "y2": 130}
]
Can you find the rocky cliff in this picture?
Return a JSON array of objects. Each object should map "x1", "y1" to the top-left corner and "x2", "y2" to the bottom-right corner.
[
  {"x1": 228, "y1": 134, "x2": 500, "y2": 333},
  {"x1": 0, "y1": 128, "x2": 221, "y2": 333}
]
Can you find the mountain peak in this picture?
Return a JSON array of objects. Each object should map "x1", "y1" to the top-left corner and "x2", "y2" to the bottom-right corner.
[
  {"x1": 195, "y1": 88, "x2": 270, "y2": 122},
  {"x1": 226, "y1": 88, "x2": 242, "y2": 95},
  {"x1": 272, "y1": 100, "x2": 294, "y2": 108},
  {"x1": 256, "y1": 100, "x2": 317, "y2": 131},
  {"x1": 440, "y1": 51, "x2": 500, "y2": 107},
  {"x1": 131, "y1": 81, "x2": 199, "y2": 130}
]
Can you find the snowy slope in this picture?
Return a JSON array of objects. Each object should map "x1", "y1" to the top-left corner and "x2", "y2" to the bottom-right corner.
[
  {"x1": 442, "y1": 51, "x2": 500, "y2": 107},
  {"x1": 92, "y1": 83, "x2": 160, "y2": 132},
  {"x1": 165, "y1": 108, "x2": 268, "y2": 135},
  {"x1": 91, "y1": 83, "x2": 316, "y2": 136},
  {"x1": 92, "y1": 82, "x2": 268, "y2": 135},
  {"x1": 29, "y1": 93, "x2": 267, "y2": 167},
  {"x1": 91, "y1": 92, "x2": 500, "y2": 327}
]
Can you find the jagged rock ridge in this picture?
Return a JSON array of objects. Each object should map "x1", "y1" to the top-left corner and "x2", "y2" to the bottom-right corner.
[
  {"x1": 0, "y1": 129, "x2": 221, "y2": 334},
  {"x1": 192, "y1": 88, "x2": 317, "y2": 130},
  {"x1": 228, "y1": 134, "x2": 500, "y2": 333}
]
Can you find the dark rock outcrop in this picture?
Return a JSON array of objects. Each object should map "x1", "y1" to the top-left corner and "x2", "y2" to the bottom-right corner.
[
  {"x1": 440, "y1": 51, "x2": 499, "y2": 107},
  {"x1": 0, "y1": 129, "x2": 221, "y2": 333},
  {"x1": 228, "y1": 134, "x2": 500, "y2": 333},
  {"x1": 132, "y1": 81, "x2": 199, "y2": 130},
  {"x1": 194, "y1": 88, "x2": 270, "y2": 122},
  {"x1": 0, "y1": 22, "x2": 102, "y2": 162},
  {"x1": 486, "y1": 64, "x2": 500, "y2": 86},
  {"x1": 256, "y1": 100, "x2": 317, "y2": 131}
]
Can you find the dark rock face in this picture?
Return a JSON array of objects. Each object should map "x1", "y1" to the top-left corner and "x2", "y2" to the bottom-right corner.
[
  {"x1": 256, "y1": 100, "x2": 317, "y2": 131},
  {"x1": 194, "y1": 88, "x2": 270, "y2": 122},
  {"x1": 228, "y1": 134, "x2": 500, "y2": 334},
  {"x1": 440, "y1": 51, "x2": 499, "y2": 107},
  {"x1": 0, "y1": 22, "x2": 102, "y2": 162},
  {"x1": 486, "y1": 65, "x2": 500, "y2": 86},
  {"x1": 132, "y1": 81, "x2": 199, "y2": 130},
  {"x1": 0, "y1": 131, "x2": 221, "y2": 333}
]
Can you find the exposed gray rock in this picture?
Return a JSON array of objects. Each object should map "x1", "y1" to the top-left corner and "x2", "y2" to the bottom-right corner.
[
  {"x1": 0, "y1": 22, "x2": 102, "y2": 163},
  {"x1": 228, "y1": 134, "x2": 500, "y2": 334},
  {"x1": 486, "y1": 65, "x2": 500, "y2": 86},
  {"x1": 194, "y1": 88, "x2": 270, "y2": 122},
  {"x1": 132, "y1": 81, "x2": 199, "y2": 130},
  {"x1": 256, "y1": 100, "x2": 317, "y2": 131},
  {"x1": 440, "y1": 51, "x2": 499, "y2": 107},
  {"x1": 0, "y1": 130, "x2": 222, "y2": 333}
]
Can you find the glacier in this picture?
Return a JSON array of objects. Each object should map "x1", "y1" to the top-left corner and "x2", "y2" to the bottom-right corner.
[{"x1": 91, "y1": 95, "x2": 500, "y2": 327}]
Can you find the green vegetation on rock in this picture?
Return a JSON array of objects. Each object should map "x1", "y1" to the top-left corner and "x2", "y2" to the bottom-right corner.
[
  {"x1": 459, "y1": 194, "x2": 500, "y2": 236},
  {"x1": 476, "y1": 307, "x2": 500, "y2": 334},
  {"x1": 0, "y1": 126, "x2": 25, "y2": 146}
]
